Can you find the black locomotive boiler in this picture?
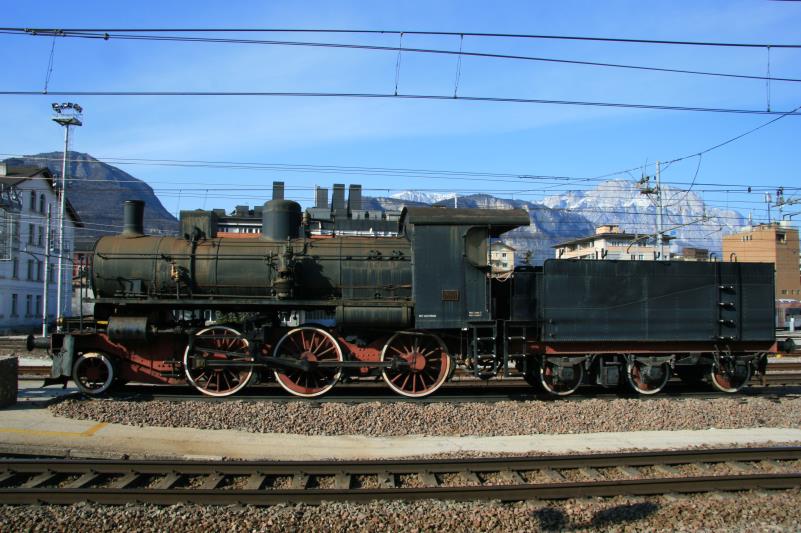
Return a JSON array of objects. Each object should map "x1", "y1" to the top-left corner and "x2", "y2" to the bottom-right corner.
[{"x1": 35, "y1": 182, "x2": 782, "y2": 398}]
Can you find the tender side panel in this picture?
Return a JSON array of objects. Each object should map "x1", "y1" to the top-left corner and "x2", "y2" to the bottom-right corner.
[
  {"x1": 539, "y1": 260, "x2": 774, "y2": 342},
  {"x1": 739, "y1": 262, "x2": 776, "y2": 341}
]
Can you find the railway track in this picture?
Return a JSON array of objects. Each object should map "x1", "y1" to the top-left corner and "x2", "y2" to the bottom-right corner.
[
  {"x1": 98, "y1": 380, "x2": 801, "y2": 404},
  {"x1": 16, "y1": 362, "x2": 801, "y2": 379},
  {"x1": 15, "y1": 365, "x2": 801, "y2": 402},
  {"x1": 1, "y1": 447, "x2": 800, "y2": 505}
]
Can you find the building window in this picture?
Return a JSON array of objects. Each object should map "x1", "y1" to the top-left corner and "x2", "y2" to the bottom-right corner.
[
  {"x1": 26, "y1": 259, "x2": 33, "y2": 280},
  {"x1": 37, "y1": 226, "x2": 43, "y2": 247},
  {"x1": 48, "y1": 264, "x2": 54, "y2": 284},
  {"x1": 39, "y1": 194, "x2": 45, "y2": 214},
  {"x1": 11, "y1": 258, "x2": 18, "y2": 279},
  {"x1": 11, "y1": 294, "x2": 17, "y2": 317},
  {"x1": 36, "y1": 260, "x2": 42, "y2": 281},
  {"x1": 36, "y1": 295, "x2": 41, "y2": 316},
  {"x1": 28, "y1": 223, "x2": 34, "y2": 245},
  {"x1": 25, "y1": 294, "x2": 32, "y2": 317},
  {"x1": 777, "y1": 232, "x2": 787, "y2": 244},
  {"x1": 29, "y1": 190, "x2": 36, "y2": 210}
]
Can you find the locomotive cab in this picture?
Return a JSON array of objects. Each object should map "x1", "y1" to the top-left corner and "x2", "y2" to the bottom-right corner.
[{"x1": 401, "y1": 207, "x2": 530, "y2": 330}]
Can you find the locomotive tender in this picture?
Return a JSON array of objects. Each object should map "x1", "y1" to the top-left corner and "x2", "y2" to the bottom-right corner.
[{"x1": 36, "y1": 182, "x2": 781, "y2": 398}]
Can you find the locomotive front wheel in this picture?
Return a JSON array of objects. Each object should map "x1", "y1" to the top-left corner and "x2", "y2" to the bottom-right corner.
[
  {"x1": 273, "y1": 327, "x2": 343, "y2": 398},
  {"x1": 381, "y1": 332, "x2": 451, "y2": 398},
  {"x1": 539, "y1": 359, "x2": 584, "y2": 396},
  {"x1": 625, "y1": 360, "x2": 671, "y2": 395},
  {"x1": 709, "y1": 360, "x2": 752, "y2": 393},
  {"x1": 183, "y1": 326, "x2": 254, "y2": 398},
  {"x1": 72, "y1": 352, "x2": 115, "y2": 396}
]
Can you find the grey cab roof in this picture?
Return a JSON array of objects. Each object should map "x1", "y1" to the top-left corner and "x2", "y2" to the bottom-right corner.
[{"x1": 401, "y1": 206, "x2": 530, "y2": 234}]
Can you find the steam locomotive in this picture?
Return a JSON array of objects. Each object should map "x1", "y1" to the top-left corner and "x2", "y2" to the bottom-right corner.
[{"x1": 32, "y1": 182, "x2": 783, "y2": 398}]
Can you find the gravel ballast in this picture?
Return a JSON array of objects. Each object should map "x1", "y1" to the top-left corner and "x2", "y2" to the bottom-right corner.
[
  {"x1": 2, "y1": 491, "x2": 801, "y2": 532},
  {"x1": 50, "y1": 396, "x2": 801, "y2": 437}
]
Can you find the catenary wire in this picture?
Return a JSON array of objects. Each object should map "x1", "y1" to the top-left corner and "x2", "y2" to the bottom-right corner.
[
  {"x1": 1, "y1": 90, "x2": 799, "y2": 116},
  {"x1": 5, "y1": 30, "x2": 801, "y2": 84},
  {"x1": 4, "y1": 27, "x2": 801, "y2": 48}
]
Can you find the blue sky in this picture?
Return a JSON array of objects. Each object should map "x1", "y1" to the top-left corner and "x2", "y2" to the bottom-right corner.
[{"x1": 1, "y1": 0, "x2": 799, "y2": 221}]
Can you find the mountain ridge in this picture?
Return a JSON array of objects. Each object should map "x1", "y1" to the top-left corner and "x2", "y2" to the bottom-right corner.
[
  {"x1": 2, "y1": 152, "x2": 177, "y2": 248},
  {"x1": 3, "y1": 153, "x2": 745, "y2": 263}
]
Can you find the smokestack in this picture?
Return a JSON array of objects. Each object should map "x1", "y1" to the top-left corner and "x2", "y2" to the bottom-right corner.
[
  {"x1": 332, "y1": 184, "x2": 346, "y2": 214},
  {"x1": 272, "y1": 181, "x2": 285, "y2": 200},
  {"x1": 348, "y1": 184, "x2": 362, "y2": 212},
  {"x1": 122, "y1": 200, "x2": 145, "y2": 236},
  {"x1": 315, "y1": 186, "x2": 328, "y2": 209}
]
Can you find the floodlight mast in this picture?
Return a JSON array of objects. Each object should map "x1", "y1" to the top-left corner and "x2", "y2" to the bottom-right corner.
[{"x1": 51, "y1": 102, "x2": 82, "y2": 333}]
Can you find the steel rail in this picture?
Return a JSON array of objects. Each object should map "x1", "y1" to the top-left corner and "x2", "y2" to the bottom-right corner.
[
  {"x1": 1, "y1": 448, "x2": 800, "y2": 504},
  {"x1": 15, "y1": 366, "x2": 801, "y2": 381},
  {"x1": 4, "y1": 475, "x2": 801, "y2": 505}
]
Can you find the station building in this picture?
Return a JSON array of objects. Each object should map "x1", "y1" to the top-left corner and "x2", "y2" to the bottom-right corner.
[
  {"x1": 0, "y1": 164, "x2": 81, "y2": 334},
  {"x1": 723, "y1": 222, "x2": 801, "y2": 300}
]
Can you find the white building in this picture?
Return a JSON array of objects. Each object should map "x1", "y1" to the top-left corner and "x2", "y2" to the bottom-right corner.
[
  {"x1": 553, "y1": 224, "x2": 672, "y2": 261},
  {"x1": 489, "y1": 241, "x2": 516, "y2": 272},
  {"x1": 0, "y1": 164, "x2": 81, "y2": 334}
]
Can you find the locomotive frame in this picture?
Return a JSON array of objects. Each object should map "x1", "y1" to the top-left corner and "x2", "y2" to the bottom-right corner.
[{"x1": 31, "y1": 182, "x2": 784, "y2": 398}]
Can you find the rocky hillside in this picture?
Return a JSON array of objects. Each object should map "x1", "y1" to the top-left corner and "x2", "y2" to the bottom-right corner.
[{"x1": 3, "y1": 152, "x2": 177, "y2": 248}]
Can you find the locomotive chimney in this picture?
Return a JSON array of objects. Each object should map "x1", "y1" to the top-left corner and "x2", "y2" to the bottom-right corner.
[
  {"x1": 262, "y1": 198, "x2": 301, "y2": 241},
  {"x1": 122, "y1": 200, "x2": 145, "y2": 236}
]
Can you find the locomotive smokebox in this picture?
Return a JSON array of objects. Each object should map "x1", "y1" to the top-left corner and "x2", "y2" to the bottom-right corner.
[
  {"x1": 122, "y1": 200, "x2": 145, "y2": 237},
  {"x1": 262, "y1": 199, "x2": 302, "y2": 241}
]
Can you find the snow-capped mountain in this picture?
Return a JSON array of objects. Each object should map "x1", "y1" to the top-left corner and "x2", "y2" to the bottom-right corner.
[
  {"x1": 390, "y1": 191, "x2": 458, "y2": 204},
  {"x1": 542, "y1": 180, "x2": 747, "y2": 256},
  {"x1": 365, "y1": 179, "x2": 747, "y2": 265}
]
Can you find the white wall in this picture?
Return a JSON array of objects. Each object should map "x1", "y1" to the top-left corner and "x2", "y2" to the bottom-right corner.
[{"x1": 0, "y1": 176, "x2": 76, "y2": 333}]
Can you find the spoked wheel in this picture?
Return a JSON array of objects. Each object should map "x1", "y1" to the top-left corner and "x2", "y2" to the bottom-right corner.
[
  {"x1": 709, "y1": 358, "x2": 752, "y2": 393},
  {"x1": 183, "y1": 326, "x2": 254, "y2": 397},
  {"x1": 72, "y1": 352, "x2": 115, "y2": 396},
  {"x1": 539, "y1": 358, "x2": 584, "y2": 396},
  {"x1": 381, "y1": 332, "x2": 451, "y2": 398},
  {"x1": 625, "y1": 360, "x2": 671, "y2": 395},
  {"x1": 273, "y1": 327, "x2": 343, "y2": 398}
]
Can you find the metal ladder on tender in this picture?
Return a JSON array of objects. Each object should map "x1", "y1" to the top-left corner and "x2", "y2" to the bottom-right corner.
[
  {"x1": 716, "y1": 264, "x2": 739, "y2": 342},
  {"x1": 468, "y1": 321, "x2": 499, "y2": 379},
  {"x1": 502, "y1": 321, "x2": 533, "y2": 378}
]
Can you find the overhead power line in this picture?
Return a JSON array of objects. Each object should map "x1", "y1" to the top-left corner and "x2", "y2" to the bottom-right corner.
[
  {"x1": 1, "y1": 91, "x2": 798, "y2": 116},
  {"x1": 4, "y1": 153, "x2": 798, "y2": 191},
  {"x1": 5, "y1": 30, "x2": 801, "y2": 84},
  {"x1": 5, "y1": 27, "x2": 801, "y2": 48}
]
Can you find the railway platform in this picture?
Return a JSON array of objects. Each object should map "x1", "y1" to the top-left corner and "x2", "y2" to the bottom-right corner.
[{"x1": 2, "y1": 380, "x2": 801, "y2": 461}]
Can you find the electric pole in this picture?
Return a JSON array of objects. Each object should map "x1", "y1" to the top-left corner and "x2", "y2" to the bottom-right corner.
[
  {"x1": 637, "y1": 160, "x2": 666, "y2": 259},
  {"x1": 42, "y1": 204, "x2": 51, "y2": 337},
  {"x1": 51, "y1": 102, "x2": 83, "y2": 332},
  {"x1": 655, "y1": 161, "x2": 665, "y2": 259}
]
